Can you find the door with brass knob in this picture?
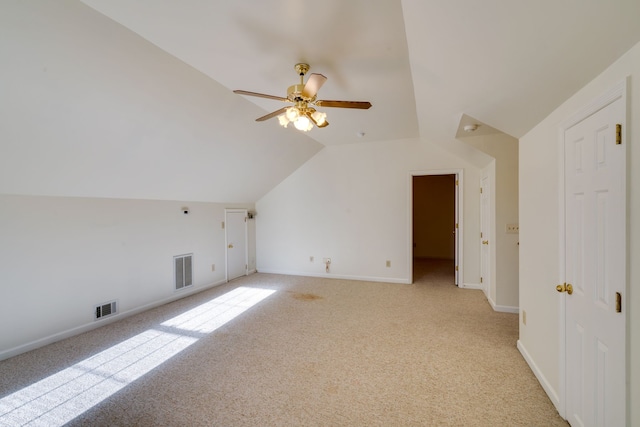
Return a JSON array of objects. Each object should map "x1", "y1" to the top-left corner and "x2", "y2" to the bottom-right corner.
[
  {"x1": 562, "y1": 90, "x2": 626, "y2": 426},
  {"x1": 480, "y1": 173, "x2": 491, "y2": 297},
  {"x1": 225, "y1": 209, "x2": 248, "y2": 282}
]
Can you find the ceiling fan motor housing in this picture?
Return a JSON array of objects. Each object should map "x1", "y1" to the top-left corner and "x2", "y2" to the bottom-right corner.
[
  {"x1": 288, "y1": 84, "x2": 311, "y2": 102},
  {"x1": 288, "y1": 63, "x2": 315, "y2": 102}
]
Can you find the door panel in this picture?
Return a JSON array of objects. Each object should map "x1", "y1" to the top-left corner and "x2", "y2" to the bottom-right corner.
[
  {"x1": 226, "y1": 210, "x2": 247, "y2": 281},
  {"x1": 454, "y1": 176, "x2": 459, "y2": 285},
  {"x1": 564, "y1": 96, "x2": 625, "y2": 427},
  {"x1": 480, "y1": 174, "x2": 490, "y2": 297}
]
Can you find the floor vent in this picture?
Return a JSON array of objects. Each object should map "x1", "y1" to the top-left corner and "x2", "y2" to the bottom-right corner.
[
  {"x1": 174, "y1": 253, "x2": 193, "y2": 290},
  {"x1": 95, "y1": 301, "x2": 117, "y2": 320}
]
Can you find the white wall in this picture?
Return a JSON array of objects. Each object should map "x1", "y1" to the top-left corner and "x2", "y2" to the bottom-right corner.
[
  {"x1": 519, "y1": 40, "x2": 640, "y2": 422},
  {"x1": 0, "y1": 0, "x2": 272, "y2": 361},
  {"x1": 0, "y1": 194, "x2": 255, "y2": 360},
  {"x1": 256, "y1": 138, "x2": 481, "y2": 285},
  {"x1": 465, "y1": 133, "x2": 519, "y2": 308},
  {"x1": 0, "y1": 0, "x2": 321, "y2": 204}
]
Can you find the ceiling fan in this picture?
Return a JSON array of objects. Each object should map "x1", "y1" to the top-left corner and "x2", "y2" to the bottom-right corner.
[{"x1": 233, "y1": 63, "x2": 372, "y2": 132}]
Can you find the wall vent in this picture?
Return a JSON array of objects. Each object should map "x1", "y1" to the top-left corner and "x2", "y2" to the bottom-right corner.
[
  {"x1": 95, "y1": 301, "x2": 117, "y2": 320},
  {"x1": 174, "y1": 253, "x2": 193, "y2": 290}
]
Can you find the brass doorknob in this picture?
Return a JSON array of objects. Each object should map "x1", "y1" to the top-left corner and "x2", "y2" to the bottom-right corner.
[
  {"x1": 482, "y1": 240, "x2": 489, "y2": 245},
  {"x1": 556, "y1": 283, "x2": 574, "y2": 295},
  {"x1": 228, "y1": 244, "x2": 233, "y2": 249}
]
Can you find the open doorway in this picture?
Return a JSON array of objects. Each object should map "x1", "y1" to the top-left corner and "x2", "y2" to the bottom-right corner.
[{"x1": 412, "y1": 173, "x2": 459, "y2": 284}]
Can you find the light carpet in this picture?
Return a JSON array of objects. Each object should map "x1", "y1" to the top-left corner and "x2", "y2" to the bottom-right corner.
[{"x1": 0, "y1": 259, "x2": 567, "y2": 426}]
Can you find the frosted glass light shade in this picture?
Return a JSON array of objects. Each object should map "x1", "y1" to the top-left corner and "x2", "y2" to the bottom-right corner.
[
  {"x1": 285, "y1": 107, "x2": 299, "y2": 121},
  {"x1": 311, "y1": 111, "x2": 326, "y2": 126},
  {"x1": 294, "y1": 115, "x2": 311, "y2": 131}
]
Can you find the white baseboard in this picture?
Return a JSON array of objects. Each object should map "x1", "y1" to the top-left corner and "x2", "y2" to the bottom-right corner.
[
  {"x1": 517, "y1": 340, "x2": 562, "y2": 414},
  {"x1": 0, "y1": 279, "x2": 227, "y2": 362},
  {"x1": 461, "y1": 282, "x2": 483, "y2": 290},
  {"x1": 256, "y1": 268, "x2": 411, "y2": 284},
  {"x1": 487, "y1": 295, "x2": 519, "y2": 313}
]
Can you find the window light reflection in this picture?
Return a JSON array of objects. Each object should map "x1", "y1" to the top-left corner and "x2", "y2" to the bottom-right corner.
[{"x1": 0, "y1": 286, "x2": 275, "y2": 426}]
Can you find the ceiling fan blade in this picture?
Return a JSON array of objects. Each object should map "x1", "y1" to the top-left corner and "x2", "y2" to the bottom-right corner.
[
  {"x1": 315, "y1": 100, "x2": 372, "y2": 109},
  {"x1": 301, "y1": 73, "x2": 327, "y2": 99},
  {"x1": 256, "y1": 107, "x2": 288, "y2": 122},
  {"x1": 233, "y1": 90, "x2": 288, "y2": 102},
  {"x1": 307, "y1": 112, "x2": 329, "y2": 128}
]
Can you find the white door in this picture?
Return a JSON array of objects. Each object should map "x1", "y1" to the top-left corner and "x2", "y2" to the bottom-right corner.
[
  {"x1": 563, "y1": 94, "x2": 625, "y2": 426},
  {"x1": 480, "y1": 174, "x2": 491, "y2": 297},
  {"x1": 454, "y1": 176, "x2": 459, "y2": 285},
  {"x1": 225, "y1": 209, "x2": 248, "y2": 281}
]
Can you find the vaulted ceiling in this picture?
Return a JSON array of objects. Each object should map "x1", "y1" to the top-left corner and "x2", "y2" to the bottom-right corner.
[
  {"x1": 82, "y1": 0, "x2": 640, "y2": 143},
  {"x1": 2, "y1": 1, "x2": 640, "y2": 203}
]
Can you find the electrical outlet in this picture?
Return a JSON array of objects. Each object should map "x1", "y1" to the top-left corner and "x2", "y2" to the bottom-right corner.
[
  {"x1": 506, "y1": 223, "x2": 519, "y2": 234},
  {"x1": 522, "y1": 310, "x2": 527, "y2": 325},
  {"x1": 309, "y1": 256, "x2": 314, "y2": 262},
  {"x1": 386, "y1": 260, "x2": 391, "y2": 268}
]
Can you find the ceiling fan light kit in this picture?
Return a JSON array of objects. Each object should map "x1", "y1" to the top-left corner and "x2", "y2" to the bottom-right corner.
[
  {"x1": 277, "y1": 105, "x2": 327, "y2": 131},
  {"x1": 234, "y1": 63, "x2": 371, "y2": 132}
]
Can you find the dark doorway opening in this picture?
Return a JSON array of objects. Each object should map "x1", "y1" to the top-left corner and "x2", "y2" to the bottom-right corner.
[{"x1": 412, "y1": 174, "x2": 456, "y2": 284}]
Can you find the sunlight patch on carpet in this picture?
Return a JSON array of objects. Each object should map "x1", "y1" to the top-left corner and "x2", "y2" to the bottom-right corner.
[{"x1": 0, "y1": 286, "x2": 275, "y2": 426}]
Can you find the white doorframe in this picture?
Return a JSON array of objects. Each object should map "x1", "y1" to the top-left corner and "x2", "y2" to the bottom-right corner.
[
  {"x1": 557, "y1": 78, "x2": 628, "y2": 421},
  {"x1": 408, "y1": 169, "x2": 464, "y2": 285},
  {"x1": 225, "y1": 208, "x2": 248, "y2": 282}
]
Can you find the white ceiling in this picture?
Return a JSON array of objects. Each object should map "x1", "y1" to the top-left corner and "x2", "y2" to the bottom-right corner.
[
  {"x1": 79, "y1": 0, "x2": 418, "y2": 146},
  {"x1": 82, "y1": 0, "x2": 640, "y2": 144},
  {"x1": 3, "y1": 1, "x2": 640, "y2": 204}
]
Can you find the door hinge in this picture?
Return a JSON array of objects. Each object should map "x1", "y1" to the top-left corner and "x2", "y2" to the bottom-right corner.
[
  {"x1": 245, "y1": 264, "x2": 248, "y2": 270},
  {"x1": 455, "y1": 179, "x2": 459, "y2": 186},
  {"x1": 455, "y1": 265, "x2": 458, "y2": 271},
  {"x1": 244, "y1": 217, "x2": 247, "y2": 222},
  {"x1": 455, "y1": 223, "x2": 458, "y2": 229},
  {"x1": 480, "y1": 277, "x2": 483, "y2": 283},
  {"x1": 616, "y1": 124, "x2": 622, "y2": 145},
  {"x1": 616, "y1": 292, "x2": 622, "y2": 313},
  {"x1": 480, "y1": 187, "x2": 483, "y2": 193},
  {"x1": 480, "y1": 231, "x2": 483, "y2": 238}
]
